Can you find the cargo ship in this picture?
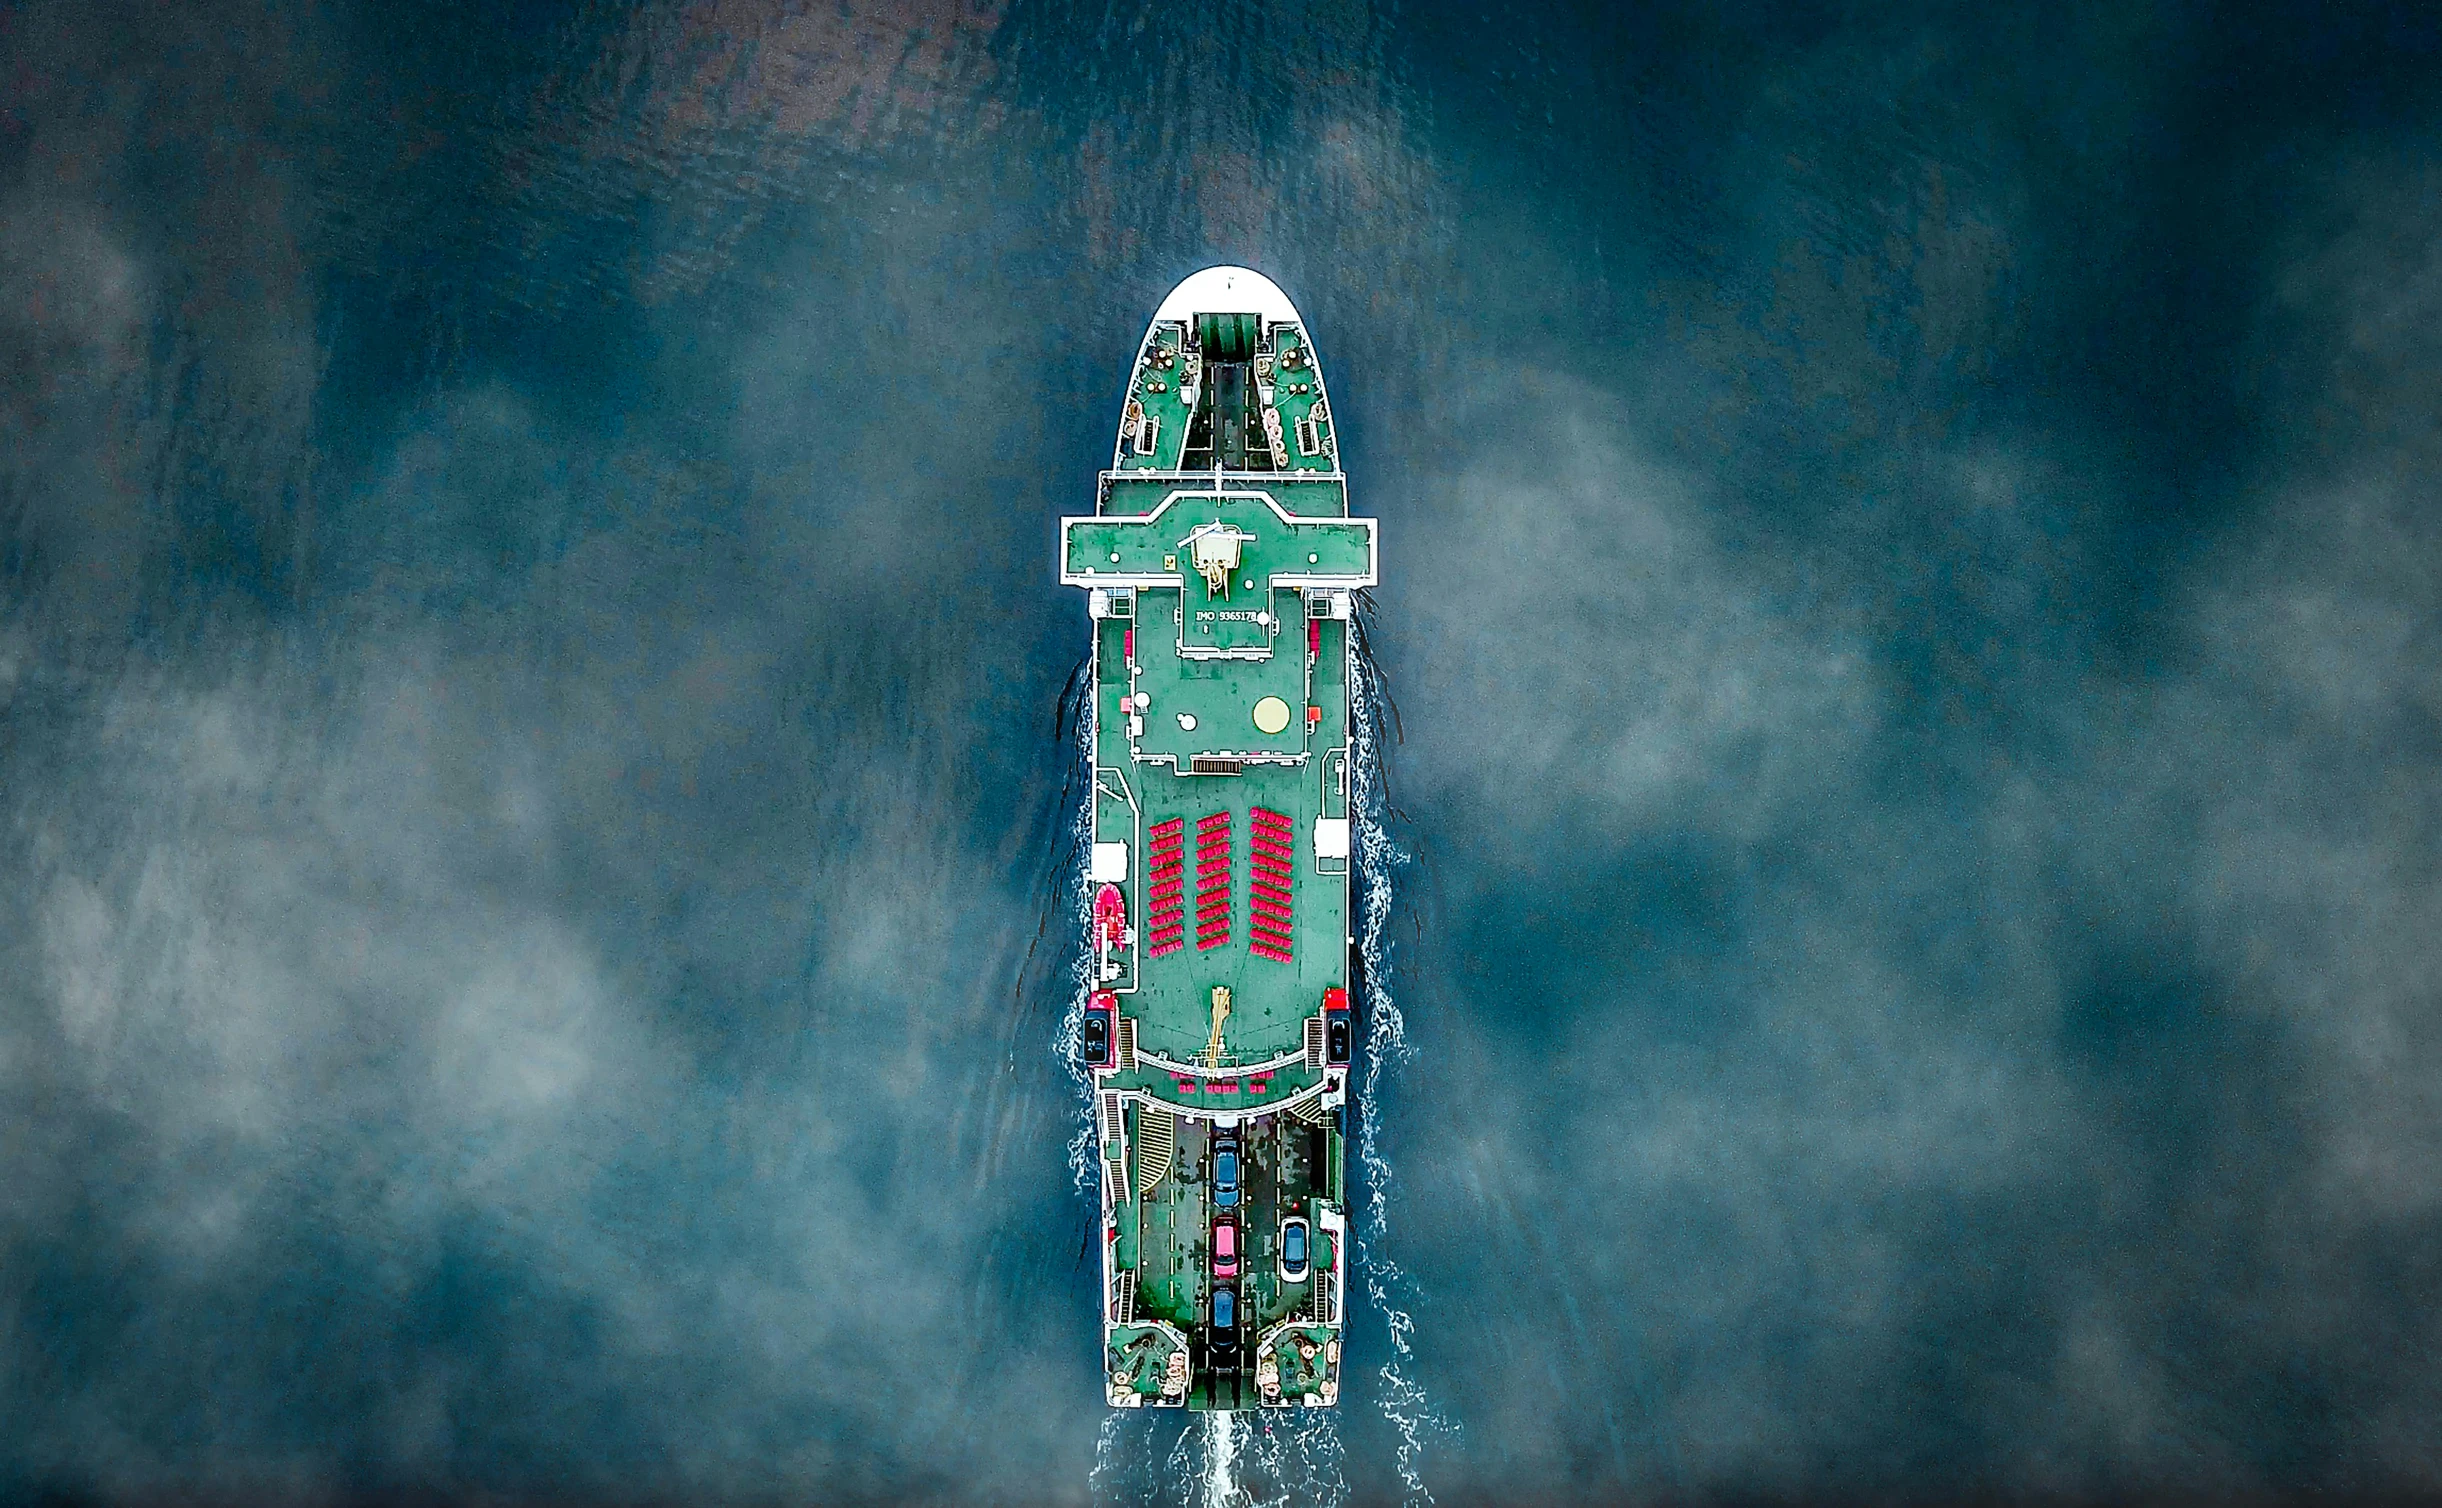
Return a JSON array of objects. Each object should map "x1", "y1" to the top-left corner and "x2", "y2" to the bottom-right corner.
[{"x1": 1062, "y1": 268, "x2": 1373, "y2": 1411}]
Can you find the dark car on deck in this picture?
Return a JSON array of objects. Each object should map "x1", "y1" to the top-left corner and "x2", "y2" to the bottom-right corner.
[{"x1": 1212, "y1": 1143, "x2": 1240, "y2": 1208}]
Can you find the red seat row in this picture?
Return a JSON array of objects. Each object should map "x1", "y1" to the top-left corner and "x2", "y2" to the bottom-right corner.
[
  {"x1": 1194, "y1": 811, "x2": 1232, "y2": 951},
  {"x1": 1248, "y1": 807, "x2": 1295, "y2": 962},
  {"x1": 1145, "y1": 817, "x2": 1186, "y2": 958}
]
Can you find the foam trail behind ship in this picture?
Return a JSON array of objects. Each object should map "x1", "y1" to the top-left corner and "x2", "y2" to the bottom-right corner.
[
  {"x1": 1092, "y1": 1410, "x2": 1349, "y2": 1507},
  {"x1": 1347, "y1": 612, "x2": 1455, "y2": 1506}
]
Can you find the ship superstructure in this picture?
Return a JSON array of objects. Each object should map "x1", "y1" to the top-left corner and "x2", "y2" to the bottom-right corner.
[{"x1": 1063, "y1": 268, "x2": 1372, "y2": 1411}]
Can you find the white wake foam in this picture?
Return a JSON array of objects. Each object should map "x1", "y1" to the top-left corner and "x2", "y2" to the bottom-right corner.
[
  {"x1": 1092, "y1": 1410, "x2": 1347, "y2": 1508},
  {"x1": 1348, "y1": 648, "x2": 1456, "y2": 1507}
]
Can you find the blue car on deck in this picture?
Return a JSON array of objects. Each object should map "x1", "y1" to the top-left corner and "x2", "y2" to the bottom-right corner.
[{"x1": 1279, "y1": 1216, "x2": 1310, "y2": 1281}]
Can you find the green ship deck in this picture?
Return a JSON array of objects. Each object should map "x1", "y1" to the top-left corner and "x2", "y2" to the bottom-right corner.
[{"x1": 1066, "y1": 269, "x2": 1369, "y2": 1412}]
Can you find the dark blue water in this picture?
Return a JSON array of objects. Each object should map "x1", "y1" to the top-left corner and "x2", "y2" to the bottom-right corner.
[{"x1": 7, "y1": 1, "x2": 2442, "y2": 1502}]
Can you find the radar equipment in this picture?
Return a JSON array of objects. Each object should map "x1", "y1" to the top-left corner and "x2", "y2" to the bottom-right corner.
[{"x1": 1185, "y1": 522, "x2": 1251, "y2": 600}]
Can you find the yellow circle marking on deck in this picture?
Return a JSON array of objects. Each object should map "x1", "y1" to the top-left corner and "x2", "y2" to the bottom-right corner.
[{"x1": 1252, "y1": 696, "x2": 1293, "y2": 735}]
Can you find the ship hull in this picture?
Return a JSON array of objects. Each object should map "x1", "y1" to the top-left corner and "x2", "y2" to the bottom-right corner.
[{"x1": 1062, "y1": 268, "x2": 1372, "y2": 1411}]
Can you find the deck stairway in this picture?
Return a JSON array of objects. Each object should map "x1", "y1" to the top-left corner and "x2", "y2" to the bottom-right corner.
[
  {"x1": 1101, "y1": 1091, "x2": 1126, "y2": 1189},
  {"x1": 1304, "y1": 1272, "x2": 1336, "y2": 1325},
  {"x1": 1136, "y1": 1106, "x2": 1176, "y2": 1197}
]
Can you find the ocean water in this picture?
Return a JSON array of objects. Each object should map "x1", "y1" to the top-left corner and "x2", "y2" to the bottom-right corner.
[{"x1": 7, "y1": 0, "x2": 2442, "y2": 1503}]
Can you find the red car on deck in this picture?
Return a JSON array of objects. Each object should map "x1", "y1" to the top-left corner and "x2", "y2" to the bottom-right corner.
[{"x1": 1211, "y1": 1219, "x2": 1238, "y2": 1278}]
